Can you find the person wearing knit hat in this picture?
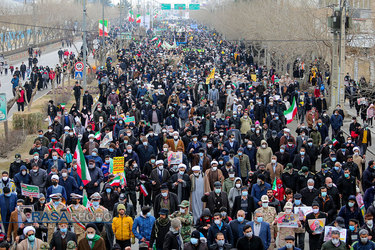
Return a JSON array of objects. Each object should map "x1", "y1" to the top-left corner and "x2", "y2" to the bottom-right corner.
[
  {"x1": 163, "y1": 218, "x2": 183, "y2": 249},
  {"x1": 112, "y1": 202, "x2": 135, "y2": 248},
  {"x1": 16, "y1": 226, "x2": 44, "y2": 249},
  {"x1": 78, "y1": 223, "x2": 106, "y2": 250},
  {"x1": 183, "y1": 230, "x2": 208, "y2": 249}
]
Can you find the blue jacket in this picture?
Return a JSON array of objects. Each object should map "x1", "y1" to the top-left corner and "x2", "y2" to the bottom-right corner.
[
  {"x1": 137, "y1": 144, "x2": 154, "y2": 169},
  {"x1": 338, "y1": 205, "x2": 364, "y2": 228},
  {"x1": 330, "y1": 114, "x2": 343, "y2": 130},
  {"x1": 249, "y1": 221, "x2": 271, "y2": 250},
  {"x1": 46, "y1": 184, "x2": 67, "y2": 201},
  {"x1": 14, "y1": 172, "x2": 31, "y2": 194},
  {"x1": 187, "y1": 142, "x2": 202, "y2": 154},
  {"x1": 251, "y1": 182, "x2": 272, "y2": 205},
  {"x1": 207, "y1": 221, "x2": 233, "y2": 247},
  {"x1": 351, "y1": 240, "x2": 375, "y2": 250},
  {"x1": 59, "y1": 176, "x2": 78, "y2": 202},
  {"x1": 114, "y1": 120, "x2": 125, "y2": 139},
  {"x1": 223, "y1": 140, "x2": 239, "y2": 153},
  {"x1": 132, "y1": 215, "x2": 155, "y2": 241},
  {"x1": 69, "y1": 170, "x2": 84, "y2": 195},
  {"x1": 223, "y1": 156, "x2": 240, "y2": 177},
  {"x1": 136, "y1": 88, "x2": 147, "y2": 98},
  {"x1": 229, "y1": 219, "x2": 250, "y2": 246},
  {"x1": 177, "y1": 107, "x2": 189, "y2": 120},
  {"x1": 244, "y1": 147, "x2": 257, "y2": 171},
  {"x1": 0, "y1": 193, "x2": 17, "y2": 224},
  {"x1": 364, "y1": 187, "x2": 375, "y2": 210},
  {"x1": 85, "y1": 155, "x2": 103, "y2": 169},
  {"x1": 46, "y1": 159, "x2": 65, "y2": 173}
]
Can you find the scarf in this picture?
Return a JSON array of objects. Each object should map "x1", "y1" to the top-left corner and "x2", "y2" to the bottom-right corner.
[{"x1": 87, "y1": 234, "x2": 101, "y2": 249}]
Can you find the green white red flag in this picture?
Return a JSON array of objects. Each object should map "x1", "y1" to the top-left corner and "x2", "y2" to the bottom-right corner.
[
  {"x1": 151, "y1": 36, "x2": 158, "y2": 42},
  {"x1": 284, "y1": 97, "x2": 297, "y2": 124},
  {"x1": 73, "y1": 139, "x2": 91, "y2": 185},
  {"x1": 128, "y1": 11, "x2": 134, "y2": 22},
  {"x1": 140, "y1": 184, "x2": 148, "y2": 197},
  {"x1": 94, "y1": 131, "x2": 101, "y2": 140},
  {"x1": 136, "y1": 14, "x2": 141, "y2": 23}
]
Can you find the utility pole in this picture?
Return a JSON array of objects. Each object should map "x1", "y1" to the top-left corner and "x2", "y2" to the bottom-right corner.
[
  {"x1": 82, "y1": 0, "x2": 87, "y2": 91},
  {"x1": 331, "y1": 30, "x2": 339, "y2": 108},
  {"x1": 338, "y1": 0, "x2": 346, "y2": 105},
  {"x1": 102, "y1": 0, "x2": 105, "y2": 66},
  {"x1": 119, "y1": 0, "x2": 123, "y2": 28},
  {"x1": 32, "y1": 0, "x2": 37, "y2": 45}
]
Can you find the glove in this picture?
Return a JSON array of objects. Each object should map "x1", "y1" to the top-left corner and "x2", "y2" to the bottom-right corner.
[{"x1": 131, "y1": 238, "x2": 135, "y2": 244}]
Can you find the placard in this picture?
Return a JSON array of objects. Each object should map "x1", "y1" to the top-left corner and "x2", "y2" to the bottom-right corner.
[
  {"x1": 112, "y1": 157, "x2": 124, "y2": 174},
  {"x1": 308, "y1": 218, "x2": 326, "y2": 234},
  {"x1": 294, "y1": 206, "x2": 312, "y2": 220},
  {"x1": 324, "y1": 226, "x2": 347, "y2": 242},
  {"x1": 99, "y1": 131, "x2": 113, "y2": 148},
  {"x1": 167, "y1": 151, "x2": 183, "y2": 165},
  {"x1": 276, "y1": 213, "x2": 299, "y2": 228},
  {"x1": 21, "y1": 184, "x2": 40, "y2": 198}
]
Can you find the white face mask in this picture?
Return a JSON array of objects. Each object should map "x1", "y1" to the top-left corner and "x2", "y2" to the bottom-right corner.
[
  {"x1": 212, "y1": 166, "x2": 217, "y2": 171},
  {"x1": 235, "y1": 183, "x2": 241, "y2": 188}
]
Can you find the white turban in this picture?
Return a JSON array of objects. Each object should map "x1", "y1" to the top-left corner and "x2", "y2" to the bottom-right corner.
[
  {"x1": 192, "y1": 166, "x2": 200, "y2": 171},
  {"x1": 23, "y1": 226, "x2": 35, "y2": 236}
]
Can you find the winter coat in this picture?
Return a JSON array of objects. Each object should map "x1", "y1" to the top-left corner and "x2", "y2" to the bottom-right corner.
[
  {"x1": 228, "y1": 177, "x2": 242, "y2": 208},
  {"x1": 232, "y1": 195, "x2": 255, "y2": 221},
  {"x1": 338, "y1": 204, "x2": 364, "y2": 228},
  {"x1": 240, "y1": 117, "x2": 252, "y2": 135},
  {"x1": 265, "y1": 162, "x2": 284, "y2": 183},
  {"x1": 251, "y1": 182, "x2": 272, "y2": 205},
  {"x1": 150, "y1": 218, "x2": 171, "y2": 249},
  {"x1": 50, "y1": 231, "x2": 77, "y2": 250},
  {"x1": 77, "y1": 236, "x2": 106, "y2": 250},
  {"x1": 201, "y1": 191, "x2": 229, "y2": 215},
  {"x1": 330, "y1": 114, "x2": 343, "y2": 130},
  {"x1": 321, "y1": 240, "x2": 347, "y2": 250},
  {"x1": 112, "y1": 215, "x2": 134, "y2": 241},
  {"x1": 163, "y1": 231, "x2": 183, "y2": 250},
  {"x1": 207, "y1": 221, "x2": 233, "y2": 246},
  {"x1": 132, "y1": 215, "x2": 156, "y2": 241},
  {"x1": 29, "y1": 168, "x2": 47, "y2": 193},
  {"x1": 85, "y1": 167, "x2": 104, "y2": 194},
  {"x1": 183, "y1": 242, "x2": 208, "y2": 250},
  {"x1": 256, "y1": 140, "x2": 273, "y2": 165},
  {"x1": 236, "y1": 235, "x2": 264, "y2": 250},
  {"x1": 153, "y1": 192, "x2": 179, "y2": 216}
]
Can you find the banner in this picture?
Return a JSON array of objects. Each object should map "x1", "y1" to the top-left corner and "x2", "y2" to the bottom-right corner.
[
  {"x1": 276, "y1": 213, "x2": 299, "y2": 228},
  {"x1": 112, "y1": 157, "x2": 124, "y2": 174},
  {"x1": 99, "y1": 131, "x2": 113, "y2": 148},
  {"x1": 308, "y1": 218, "x2": 326, "y2": 234},
  {"x1": 99, "y1": 19, "x2": 109, "y2": 37},
  {"x1": 324, "y1": 226, "x2": 347, "y2": 242},
  {"x1": 167, "y1": 152, "x2": 183, "y2": 165},
  {"x1": 124, "y1": 116, "x2": 135, "y2": 125},
  {"x1": 21, "y1": 184, "x2": 40, "y2": 198},
  {"x1": 0, "y1": 93, "x2": 6, "y2": 121},
  {"x1": 294, "y1": 207, "x2": 312, "y2": 221},
  {"x1": 251, "y1": 74, "x2": 257, "y2": 82}
]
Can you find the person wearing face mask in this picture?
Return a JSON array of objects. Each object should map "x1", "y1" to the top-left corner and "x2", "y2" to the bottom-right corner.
[
  {"x1": 63, "y1": 128, "x2": 78, "y2": 152},
  {"x1": 256, "y1": 140, "x2": 273, "y2": 166},
  {"x1": 66, "y1": 194, "x2": 86, "y2": 242},
  {"x1": 150, "y1": 160, "x2": 171, "y2": 201},
  {"x1": 338, "y1": 196, "x2": 364, "y2": 228},
  {"x1": 58, "y1": 168, "x2": 78, "y2": 204},
  {"x1": 337, "y1": 168, "x2": 357, "y2": 206},
  {"x1": 250, "y1": 126, "x2": 264, "y2": 148},
  {"x1": 85, "y1": 159, "x2": 104, "y2": 198},
  {"x1": 137, "y1": 137, "x2": 155, "y2": 170},
  {"x1": 360, "y1": 214, "x2": 375, "y2": 240},
  {"x1": 17, "y1": 226, "x2": 44, "y2": 249},
  {"x1": 0, "y1": 171, "x2": 16, "y2": 194},
  {"x1": 232, "y1": 186, "x2": 255, "y2": 221},
  {"x1": 60, "y1": 109, "x2": 74, "y2": 128},
  {"x1": 236, "y1": 224, "x2": 264, "y2": 250},
  {"x1": 321, "y1": 229, "x2": 347, "y2": 250},
  {"x1": 267, "y1": 130, "x2": 280, "y2": 155},
  {"x1": 99, "y1": 183, "x2": 119, "y2": 212},
  {"x1": 187, "y1": 135, "x2": 203, "y2": 155},
  {"x1": 202, "y1": 181, "x2": 229, "y2": 215},
  {"x1": 162, "y1": 218, "x2": 183, "y2": 250},
  {"x1": 353, "y1": 146, "x2": 366, "y2": 173},
  {"x1": 362, "y1": 160, "x2": 375, "y2": 195},
  {"x1": 45, "y1": 150, "x2": 65, "y2": 173},
  {"x1": 111, "y1": 203, "x2": 135, "y2": 249},
  {"x1": 93, "y1": 104, "x2": 107, "y2": 123},
  {"x1": 43, "y1": 193, "x2": 66, "y2": 242},
  {"x1": 183, "y1": 229, "x2": 208, "y2": 250},
  {"x1": 13, "y1": 165, "x2": 31, "y2": 197},
  {"x1": 78, "y1": 223, "x2": 106, "y2": 250},
  {"x1": 279, "y1": 128, "x2": 296, "y2": 146},
  {"x1": 299, "y1": 178, "x2": 318, "y2": 206},
  {"x1": 243, "y1": 141, "x2": 257, "y2": 171},
  {"x1": 28, "y1": 164, "x2": 47, "y2": 194},
  {"x1": 207, "y1": 213, "x2": 233, "y2": 247},
  {"x1": 313, "y1": 187, "x2": 337, "y2": 224},
  {"x1": 50, "y1": 221, "x2": 77, "y2": 250},
  {"x1": 9, "y1": 153, "x2": 25, "y2": 179},
  {"x1": 251, "y1": 174, "x2": 271, "y2": 207},
  {"x1": 34, "y1": 129, "x2": 50, "y2": 147},
  {"x1": 314, "y1": 164, "x2": 331, "y2": 190},
  {"x1": 280, "y1": 164, "x2": 299, "y2": 193},
  {"x1": 275, "y1": 202, "x2": 302, "y2": 248},
  {"x1": 188, "y1": 165, "x2": 206, "y2": 222},
  {"x1": 166, "y1": 131, "x2": 185, "y2": 153},
  {"x1": 132, "y1": 206, "x2": 155, "y2": 244},
  {"x1": 51, "y1": 118, "x2": 64, "y2": 139},
  {"x1": 169, "y1": 164, "x2": 191, "y2": 203},
  {"x1": 204, "y1": 161, "x2": 225, "y2": 193},
  {"x1": 347, "y1": 219, "x2": 361, "y2": 246},
  {"x1": 46, "y1": 175, "x2": 68, "y2": 202},
  {"x1": 169, "y1": 200, "x2": 194, "y2": 243},
  {"x1": 248, "y1": 211, "x2": 271, "y2": 249},
  {"x1": 323, "y1": 177, "x2": 340, "y2": 210},
  {"x1": 0, "y1": 187, "x2": 17, "y2": 237},
  {"x1": 228, "y1": 178, "x2": 243, "y2": 209}
]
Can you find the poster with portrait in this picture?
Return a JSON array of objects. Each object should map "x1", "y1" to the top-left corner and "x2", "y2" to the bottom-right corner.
[
  {"x1": 294, "y1": 207, "x2": 312, "y2": 220},
  {"x1": 323, "y1": 226, "x2": 347, "y2": 242},
  {"x1": 276, "y1": 213, "x2": 299, "y2": 228},
  {"x1": 308, "y1": 218, "x2": 326, "y2": 234}
]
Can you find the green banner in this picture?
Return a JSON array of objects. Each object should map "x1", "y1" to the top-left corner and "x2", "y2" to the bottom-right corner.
[
  {"x1": 174, "y1": 4, "x2": 186, "y2": 10},
  {"x1": 21, "y1": 183, "x2": 39, "y2": 198},
  {"x1": 161, "y1": 3, "x2": 171, "y2": 10},
  {"x1": 0, "y1": 93, "x2": 6, "y2": 121},
  {"x1": 189, "y1": 4, "x2": 200, "y2": 10}
]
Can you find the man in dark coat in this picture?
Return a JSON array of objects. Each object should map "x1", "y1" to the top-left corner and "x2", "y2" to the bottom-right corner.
[
  {"x1": 150, "y1": 208, "x2": 171, "y2": 250},
  {"x1": 168, "y1": 164, "x2": 191, "y2": 203},
  {"x1": 236, "y1": 224, "x2": 264, "y2": 250},
  {"x1": 201, "y1": 181, "x2": 230, "y2": 215},
  {"x1": 231, "y1": 187, "x2": 255, "y2": 221},
  {"x1": 50, "y1": 222, "x2": 77, "y2": 250},
  {"x1": 300, "y1": 178, "x2": 319, "y2": 206},
  {"x1": 305, "y1": 202, "x2": 327, "y2": 250},
  {"x1": 163, "y1": 218, "x2": 183, "y2": 250},
  {"x1": 153, "y1": 183, "x2": 179, "y2": 217},
  {"x1": 313, "y1": 186, "x2": 336, "y2": 223},
  {"x1": 207, "y1": 213, "x2": 233, "y2": 247}
]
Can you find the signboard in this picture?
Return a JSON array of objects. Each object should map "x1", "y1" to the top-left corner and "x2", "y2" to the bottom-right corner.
[
  {"x1": 276, "y1": 213, "x2": 299, "y2": 228},
  {"x1": 324, "y1": 226, "x2": 347, "y2": 242},
  {"x1": 161, "y1": 3, "x2": 171, "y2": 10},
  {"x1": 294, "y1": 207, "x2": 312, "y2": 221},
  {"x1": 74, "y1": 71, "x2": 83, "y2": 80},
  {"x1": 112, "y1": 156, "x2": 124, "y2": 174},
  {"x1": 124, "y1": 116, "x2": 135, "y2": 125},
  {"x1": 21, "y1": 183, "x2": 40, "y2": 198},
  {"x1": 75, "y1": 62, "x2": 84, "y2": 71},
  {"x1": 308, "y1": 218, "x2": 326, "y2": 234},
  {"x1": 0, "y1": 93, "x2": 6, "y2": 121},
  {"x1": 174, "y1": 4, "x2": 186, "y2": 10},
  {"x1": 167, "y1": 151, "x2": 183, "y2": 165},
  {"x1": 189, "y1": 4, "x2": 200, "y2": 10},
  {"x1": 99, "y1": 131, "x2": 113, "y2": 148}
]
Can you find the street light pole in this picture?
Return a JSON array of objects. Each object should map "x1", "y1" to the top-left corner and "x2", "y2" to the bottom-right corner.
[
  {"x1": 82, "y1": 0, "x2": 87, "y2": 91},
  {"x1": 102, "y1": 0, "x2": 105, "y2": 66},
  {"x1": 338, "y1": 0, "x2": 346, "y2": 105}
]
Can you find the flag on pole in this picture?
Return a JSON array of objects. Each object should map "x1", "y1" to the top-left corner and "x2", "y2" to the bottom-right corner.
[
  {"x1": 157, "y1": 40, "x2": 162, "y2": 48},
  {"x1": 99, "y1": 19, "x2": 109, "y2": 37},
  {"x1": 332, "y1": 138, "x2": 339, "y2": 146},
  {"x1": 140, "y1": 184, "x2": 148, "y2": 197},
  {"x1": 73, "y1": 140, "x2": 92, "y2": 185},
  {"x1": 151, "y1": 36, "x2": 158, "y2": 42},
  {"x1": 136, "y1": 14, "x2": 141, "y2": 23},
  {"x1": 272, "y1": 178, "x2": 277, "y2": 192},
  {"x1": 283, "y1": 97, "x2": 297, "y2": 124},
  {"x1": 94, "y1": 131, "x2": 101, "y2": 141},
  {"x1": 205, "y1": 67, "x2": 215, "y2": 84},
  {"x1": 128, "y1": 10, "x2": 134, "y2": 22},
  {"x1": 60, "y1": 103, "x2": 66, "y2": 109},
  {"x1": 109, "y1": 175, "x2": 122, "y2": 186},
  {"x1": 82, "y1": 194, "x2": 91, "y2": 208}
]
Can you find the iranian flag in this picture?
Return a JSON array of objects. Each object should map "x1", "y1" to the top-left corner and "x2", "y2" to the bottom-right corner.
[
  {"x1": 94, "y1": 131, "x2": 101, "y2": 141},
  {"x1": 99, "y1": 19, "x2": 109, "y2": 37},
  {"x1": 83, "y1": 194, "x2": 91, "y2": 208},
  {"x1": 151, "y1": 36, "x2": 158, "y2": 42},
  {"x1": 332, "y1": 138, "x2": 339, "y2": 146},
  {"x1": 136, "y1": 14, "x2": 141, "y2": 23},
  {"x1": 73, "y1": 140, "x2": 91, "y2": 185},
  {"x1": 128, "y1": 11, "x2": 134, "y2": 22},
  {"x1": 157, "y1": 40, "x2": 162, "y2": 48},
  {"x1": 110, "y1": 175, "x2": 121, "y2": 186},
  {"x1": 272, "y1": 178, "x2": 277, "y2": 192},
  {"x1": 140, "y1": 184, "x2": 148, "y2": 197},
  {"x1": 284, "y1": 97, "x2": 297, "y2": 124},
  {"x1": 60, "y1": 103, "x2": 66, "y2": 109},
  {"x1": 231, "y1": 82, "x2": 238, "y2": 89}
]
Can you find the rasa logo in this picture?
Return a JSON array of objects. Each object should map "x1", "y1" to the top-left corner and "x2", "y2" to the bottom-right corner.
[{"x1": 31, "y1": 211, "x2": 113, "y2": 223}]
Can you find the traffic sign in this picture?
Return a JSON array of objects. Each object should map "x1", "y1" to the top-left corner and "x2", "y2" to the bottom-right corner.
[
  {"x1": 174, "y1": 4, "x2": 186, "y2": 10},
  {"x1": 189, "y1": 4, "x2": 200, "y2": 10},
  {"x1": 75, "y1": 62, "x2": 84, "y2": 72},
  {"x1": 75, "y1": 71, "x2": 83, "y2": 80},
  {"x1": 161, "y1": 3, "x2": 171, "y2": 10}
]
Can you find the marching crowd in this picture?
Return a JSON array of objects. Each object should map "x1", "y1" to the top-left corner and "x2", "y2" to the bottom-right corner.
[{"x1": 1, "y1": 21, "x2": 375, "y2": 250}]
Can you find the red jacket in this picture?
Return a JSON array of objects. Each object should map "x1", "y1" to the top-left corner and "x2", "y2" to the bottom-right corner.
[{"x1": 17, "y1": 90, "x2": 25, "y2": 103}]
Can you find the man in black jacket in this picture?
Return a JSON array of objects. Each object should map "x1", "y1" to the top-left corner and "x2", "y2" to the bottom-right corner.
[
  {"x1": 150, "y1": 208, "x2": 171, "y2": 250},
  {"x1": 163, "y1": 218, "x2": 183, "y2": 250},
  {"x1": 49, "y1": 222, "x2": 77, "y2": 250},
  {"x1": 300, "y1": 178, "x2": 319, "y2": 206},
  {"x1": 83, "y1": 90, "x2": 94, "y2": 111},
  {"x1": 207, "y1": 213, "x2": 233, "y2": 247},
  {"x1": 236, "y1": 224, "x2": 264, "y2": 250},
  {"x1": 153, "y1": 183, "x2": 179, "y2": 217},
  {"x1": 313, "y1": 186, "x2": 336, "y2": 223},
  {"x1": 231, "y1": 187, "x2": 255, "y2": 221},
  {"x1": 201, "y1": 181, "x2": 230, "y2": 215}
]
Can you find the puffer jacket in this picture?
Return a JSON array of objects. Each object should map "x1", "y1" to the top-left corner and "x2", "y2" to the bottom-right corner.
[
  {"x1": 132, "y1": 215, "x2": 156, "y2": 241},
  {"x1": 112, "y1": 215, "x2": 134, "y2": 241}
]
